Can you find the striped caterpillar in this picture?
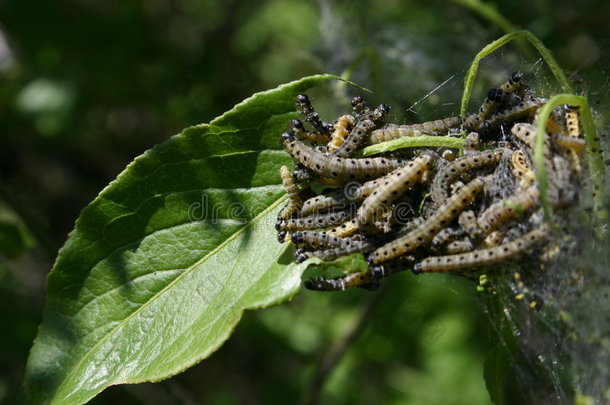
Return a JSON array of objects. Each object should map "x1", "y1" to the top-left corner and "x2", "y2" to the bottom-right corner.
[
  {"x1": 369, "y1": 177, "x2": 486, "y2": 265},
  {"x1": 299, "y1": 169, "x2": 412, "y2": 216},
  {"x1": 296, "y1": 238, "x2": 375, "y2": 263},
  {"x1": 333, "y1": 104, "x2": 391, "y2": 157},
  {"x1": 295, "y1": 94, "x2": 333, "y2": 134},
  {"x1": 357, "y1": 155, "x2": 431, "y2": 231},
  {"x1": 282, "y1": 133, "x2": 405, "y2": 181},
  {"x1": 430, "y1": 148, "x2": 505, "y2": 205},
  {"x1": 484, "y1": 98, "x2": 547, "y2": 130},
  {"x1": 276, "y1": 208, "x2": 354, "y2": 232},
  {"x1": 431, "y1": 227, "x2": 465, "y2": 249},
  {"x1": 477, "y1": 186, "x2": 540, "y2": 234},
  {"x1": 413, "y1": 226, "x2": 548, "y2": 274}
]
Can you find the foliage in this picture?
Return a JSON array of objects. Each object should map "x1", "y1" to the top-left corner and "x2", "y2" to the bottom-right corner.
[{"x1": 2, "y1": 1, "x2": 609, "y2": 404}]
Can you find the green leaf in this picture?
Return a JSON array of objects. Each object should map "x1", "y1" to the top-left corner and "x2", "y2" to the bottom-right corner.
[{"x1": 25, "y1": 74, "x2": 339, "y2": 405}]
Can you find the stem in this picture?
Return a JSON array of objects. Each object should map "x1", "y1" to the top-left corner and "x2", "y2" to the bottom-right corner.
[
  {"x1": 535, "y1": 95, "x2": 607, "y2": 224},
  {"x1": 460, "y1": 30, "x2": 573, "y2": 116},
  {"x1": 358, "y1": 135, "x2": 465, "y2": 157}
]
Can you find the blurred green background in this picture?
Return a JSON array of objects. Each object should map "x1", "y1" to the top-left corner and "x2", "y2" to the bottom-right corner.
[{"x1": 1, "y1": 1, "x2": 608, "y2": 404}]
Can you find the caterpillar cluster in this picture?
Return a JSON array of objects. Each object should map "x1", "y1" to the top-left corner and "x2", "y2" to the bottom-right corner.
[{"x1": 275, "y1": 74, "x2": 585, "y2": 293}]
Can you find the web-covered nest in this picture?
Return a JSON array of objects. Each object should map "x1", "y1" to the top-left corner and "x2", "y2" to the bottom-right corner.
[{"x1": 275, "y1": 72, "x2": 597, "y2": 304}]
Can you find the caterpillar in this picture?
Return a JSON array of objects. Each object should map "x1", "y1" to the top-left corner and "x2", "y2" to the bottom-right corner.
[
  {"x1": 430, "y1": 148, "x2": 504, "y2": 205},
  {"x1": 369, "y1": 177, "x2": 486, "y2": 265},
  {"x1": 300, "y1": 175, "x2": 395, "y2": 216},
  {"x1": 553, "y1": 133, "x2": 586, "y2": 153},
  {"x1": 368, "y1": 116, "x2": 462, "y2": 144},
  {"x1": 445, "y1": 239, "x2": 474, "y2": 254},
  {"x1": 546, "y1": 155, "x2": 576, "y2": 208},
  {"x1": 458, "y1": 210, "x2": 481, "y2": 238},
  {"x1": 357, "y1": 155, "x2": 431, "y2": 230},
  {"x1": 277, "y1": 165, "x2": 302, "y2": 220},
  {"x1": 351, "y1": 95, "x2": 369, "y2": 119},
  {"x1": 290, "y1": 230, "x2": 357, "y2": 250},
  {"x1": 431, "y1": 227, "x2": 465, "y2": 249},
  {"x1": 412, "y1": 226, "x2": 548, "y2": 274},
  {"x1": 295, "y1": 94, "x2": 333, "y2": 134},
  {"x1": 510, "y1": 122, "x2": 538, "y2": 148},
  {"x1": 304, "y1": 271, "x2": 379, "y2": 291},
  {"x1": 321, "y1": 219, "x2": 359, "y2": 238},
  {"x1": 334, "y1": 104, "x2": 391, "y2": 157},
  {"x1": 282, "y1": 133, "x2": 405, "y2": 181},
  {"x1": 510, "y1": 150, "x2": 537, "y2": 189},
  {"x1": 333, "y1": 119, "x2": 376, "y2": 158},
  {"x1": 483, "y1": 230, "x2": 505, "y2": 247},
  {"x1": 499, "y1": 71, "x2": 532, "y2": 99},
  {"x1": 565, "y1": 106, "x2": 580, "y2": 139},
  {"x1": 463, "y1": 132, "x2": 480, "y2": 154},
  {"x1": 484, "y1": 97, "x2": 546, "y2": 130},
  {"x1": 477, "y1": 186, "x2": 540, "y2": 234},
  {"x1": 277, "y1": 208, "x2": 354, "y2": 232},
  {"x1": 291, "y1": 119, "x2": 330, "y2": 145},
  {"x1": 300, "y1": 189, "x2": 350, "y2": 216},
  {"x1": 327, "y1": 115, "x2": 356, "y2": 153},
  {"x1": 296, "y1": 238, "x2": 376, "y2": 263},
  {"x1": 473, "y1": 88, "x2": 522, "y2": 124}
]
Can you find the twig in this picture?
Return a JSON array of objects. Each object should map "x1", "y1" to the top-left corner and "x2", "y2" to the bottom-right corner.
[{"x1": 301, "y1": 288, "x2": 384, "y2": 405}]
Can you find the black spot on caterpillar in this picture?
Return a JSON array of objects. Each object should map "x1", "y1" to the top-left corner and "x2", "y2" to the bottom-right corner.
[
  {"x1": 357, "y1": 155, "x2": 431, "y2": 231},
  {"x1": 565, "y1": 106, "x2": 580, "y2": 139},
  {"x1": 463, "y1": 132, "x2": 480, "y2": 154},
  {"x1": 413, "y1": 226, "x2": 548, "y2": 274},
  {"x1": 295, "y1": 94, "x2": 333, "y2": 134},
  {"x1": 430, "y1": 148, "x2": 504, "y2": 205},
  {"x1": 368, "y1": 116, "x2": 462, "y2": 144},
  {"x1": 282, "y1": 133, "x2": 405, "y2": 181},
  {"x1": 369, "y1": 176, "x2": 486, "y2": 264}
]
